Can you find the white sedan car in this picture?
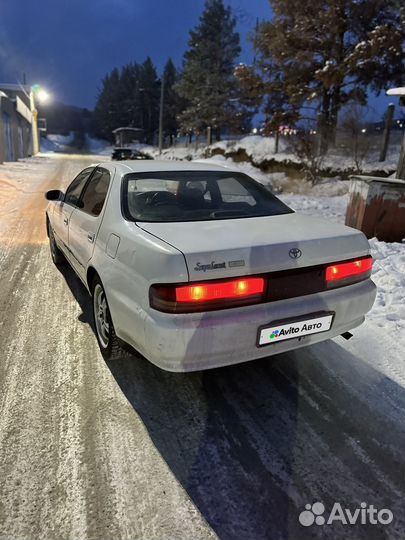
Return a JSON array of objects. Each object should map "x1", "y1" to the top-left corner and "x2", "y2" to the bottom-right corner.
[{"x1": 45, "y1": 161, "x2": 376, "y2": 371}]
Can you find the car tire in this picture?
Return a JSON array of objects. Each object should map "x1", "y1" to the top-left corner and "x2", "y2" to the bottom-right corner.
[
  {"x1": 48, "y1": 220, "x2": 65, "y2": 266},
  {"x1": 92, "y1": 276, "x2": 127, "y2": 361}
]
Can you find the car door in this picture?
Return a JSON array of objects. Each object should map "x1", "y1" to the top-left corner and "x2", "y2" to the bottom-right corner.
[
  {"x1": 67, "y1": 167, "x2": 112, "y2": 279},
  {"x1": 52, "y1": 167, "x2": 95, "y2": 252}
]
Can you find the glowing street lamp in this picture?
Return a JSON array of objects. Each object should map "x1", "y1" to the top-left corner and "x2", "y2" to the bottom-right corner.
[
  {"x1": 36, "y1": 89, "x2": 50, "y2": 103},
  {"x1": 30, "y1": 84, "x2": 51, "y2": 154}
]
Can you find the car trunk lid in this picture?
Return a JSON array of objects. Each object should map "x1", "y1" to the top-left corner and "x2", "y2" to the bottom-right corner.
[{"x1": 137, "y1": 213, "x2": 370, "y2": 281}]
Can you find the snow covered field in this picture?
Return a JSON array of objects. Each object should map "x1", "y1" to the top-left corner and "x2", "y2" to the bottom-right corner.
[{"x1": 140, "y1": 134, "x2": 399, "y2": 176}]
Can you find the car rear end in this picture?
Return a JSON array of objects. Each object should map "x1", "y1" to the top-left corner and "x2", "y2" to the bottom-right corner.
[
  {"x1": 121, "y1": 166, "x2": 376, "y2": 372},
  {"x1": 144, "y1": 283, "x2": 375, "y2": 372},
  {"x1": 143, "y1": 255, "x2": 375, "y2": 372}
]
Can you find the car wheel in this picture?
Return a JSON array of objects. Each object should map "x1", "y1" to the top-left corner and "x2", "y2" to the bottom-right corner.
[
  {"x1": 92, "y1": 276, "x2": 127, "y2": 360},
  {"x1": 48, "y1": 220, "x2": 65, "y2": 266}
]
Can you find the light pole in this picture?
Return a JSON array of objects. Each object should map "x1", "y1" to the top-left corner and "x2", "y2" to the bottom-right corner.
[{"x1": 30, "y1": 84, "x2": 50, "y2": 155}]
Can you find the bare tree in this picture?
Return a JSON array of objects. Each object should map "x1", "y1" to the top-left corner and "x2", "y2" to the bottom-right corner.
[
  {"x1": 340, "y1": 105, "x2": 372, "y2": 173},
  {"x1": 291, "y1": 126, "x2": 326, "y2": 185}
]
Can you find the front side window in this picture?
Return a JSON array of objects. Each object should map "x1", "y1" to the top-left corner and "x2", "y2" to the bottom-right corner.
[
  {"x1": 80, "y1": 168, "x2": 111, "y2": 216},
  {"x1": 64, "y1": 168, "x2": 94, "y2": 207},
  {"x1": 122, "y1": 171, "x2": 293, "y2": 222}
]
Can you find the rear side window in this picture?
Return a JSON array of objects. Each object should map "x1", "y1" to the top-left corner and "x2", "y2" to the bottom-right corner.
[
  {"x1": 80, "y1": 168, "x2": 111, "y2": 216},
  {"x1": 122, "y1": 171, "x2": 292, "y2": 222},
  {"x1": 64, "y1": 167, "x2": 94, "y2": 207}
]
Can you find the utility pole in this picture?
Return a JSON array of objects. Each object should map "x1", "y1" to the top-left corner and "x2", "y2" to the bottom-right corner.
[
  {"x1": 386, "y1": 88, "x2": 405, "y2": 179},
  {"x1": 274, "y1": 130, "x2": 279, "y2": 154},
  {"x1": 158, "y1": 73, "x2": 165, "y2": 155},
  {"x1": 397, "y1": 97, "x2": 405, "y2": 179},
  {"x1": 379, "y1": 103, "x2": 395, "y2": 162},
  {"x1": 29, "y1": 89, "x2": 40, "y2": 155},
  {"x1": 207, "y1": 126, "x2": 212, "y2": 146}
]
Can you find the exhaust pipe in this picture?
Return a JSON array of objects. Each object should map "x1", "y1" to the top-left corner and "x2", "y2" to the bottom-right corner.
[{"x1": 341, "y1": 332, "x2": 353, "y2": 340}]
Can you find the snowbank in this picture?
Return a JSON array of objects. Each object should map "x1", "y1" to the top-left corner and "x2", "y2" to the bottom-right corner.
[
  {"x1": 211, "y1": 135, "x2": 288, "y2": 162},
  {"x1": 86, "y1": 133, "x2": 399, "y2": 177},
  {"x1": 41, "y1": 133, "x2": 74, "y2": 153},
  {"x1": 85, "y1": 135, "x2": 113, "y2": 155},
  {"x1": 195, "y1": 154, "x2": 275, "y2": 187},
  {"x1": 370, "y1": 238, "x2": 405, "y2": 331},
  {"x1": 144, "y1": 135, "x2": 397, "y2": 177}
]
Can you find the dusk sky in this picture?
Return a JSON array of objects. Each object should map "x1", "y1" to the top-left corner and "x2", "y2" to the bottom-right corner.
[
  {"x1": 0, "y1": 0, "x2": 270, "y2": 109},
  {"x1": 0, "y1": 0, "x2": 397, "y2": 118}
]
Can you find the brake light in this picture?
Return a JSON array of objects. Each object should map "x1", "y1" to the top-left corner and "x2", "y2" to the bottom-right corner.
[
  {"x1": 150, "y1": 277, "x2": 265, "y2": 313},
  {"x1": 176, "y1": 278, "x2": 264, "y2": 302},
  {"x1": 326, "y1": 256, "x2": 373, "y2": 284}
]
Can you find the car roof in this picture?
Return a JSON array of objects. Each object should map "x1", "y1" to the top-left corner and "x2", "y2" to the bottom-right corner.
[{"x1": 108, "y1": 160, "x2": 230, "y2": 174}]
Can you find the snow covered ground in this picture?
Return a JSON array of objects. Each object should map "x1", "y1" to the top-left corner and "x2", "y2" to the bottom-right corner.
[
  {"x1": 143, "y1": 134, "x2": 399, "y2": 175},
  {"x1": 44, "y1": 132, "x2": 399, "y2": 175},
  {"x1": 0, "y1": 156, "x2": 57, "y2": 237},
  {"x1": 40, "y1": 133, "x2": 75, "y2": 152},
  {"x1": 84, "y1": 134, "x2": 113, "y2": 155}
]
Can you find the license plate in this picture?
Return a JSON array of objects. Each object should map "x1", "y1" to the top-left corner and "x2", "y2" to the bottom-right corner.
[{"x1": 257, "y1": 312, "x2": 334, "y2": 347}]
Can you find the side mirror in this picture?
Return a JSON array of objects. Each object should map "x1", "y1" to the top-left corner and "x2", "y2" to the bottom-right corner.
[{"x1": 45, "y1": 189, "x2": 64, "y2": 201}]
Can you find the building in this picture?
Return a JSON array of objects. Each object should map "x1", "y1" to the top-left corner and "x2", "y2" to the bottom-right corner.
[
  {"x1": 112, "y1": 127, "x2": 144, "y2": 147},
  {"x1": 0, "y1": 84, "x2": 33, "y2": 163}
]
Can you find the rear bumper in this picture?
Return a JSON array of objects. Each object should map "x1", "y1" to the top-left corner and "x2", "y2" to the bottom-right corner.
[{"x1": 139, "y1": 279, "x2": 376, "y2": 372}]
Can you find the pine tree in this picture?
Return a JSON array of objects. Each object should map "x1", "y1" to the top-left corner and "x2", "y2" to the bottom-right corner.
[
  {"x1": 237, "y1": 0, "x2": 405, "y2": 150},
  {"x1": 161, "y1": 59, "x2": 184, "y2": 143},
  {"x1": 93, "y1": 59, "x2": 161, "y2": 143},
  {"x1": 93, "y1": 68, "x2": 122, "y2": 140},
  {"x1": 138, "y1": 57, "x2": 160, "y2": 144},
  {"x1": 175, "y1": 0, "x2": 243, "y2": 139},
  {"x1": 120, "y1": 62, "x2": 143, "y2": 128}
]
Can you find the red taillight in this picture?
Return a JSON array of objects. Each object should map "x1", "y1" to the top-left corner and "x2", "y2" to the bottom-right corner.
[
  {"x1": 326, "y1": 256, "x2": 373, "y2": 284},
  {"x1": 150, "y1": 277, "x2": 265, "y2": 313},
  {"x1": 176, "y1": 278, "x2": 264, "y2": 303}
]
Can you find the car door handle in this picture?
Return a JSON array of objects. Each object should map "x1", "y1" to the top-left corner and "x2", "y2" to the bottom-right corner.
[
  {"x1": 63, "y1": 218, "x2": 69, "y2": 226},
  {"x1": 87, "y1": 233, "x2": 95, "y2": 243}
]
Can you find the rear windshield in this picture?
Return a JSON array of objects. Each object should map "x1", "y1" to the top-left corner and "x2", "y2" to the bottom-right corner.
[{"x1": 122, "y1": 171, "x2": 293, "y2": 222}]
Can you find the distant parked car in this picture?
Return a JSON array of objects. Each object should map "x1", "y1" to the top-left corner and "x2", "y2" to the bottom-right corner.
[
  {"x1": 111, "y1": 147, "x2": 153, "y2": 161},
  {"x1": 45, "y1": 161, "x2": 376, "y2": 371}
]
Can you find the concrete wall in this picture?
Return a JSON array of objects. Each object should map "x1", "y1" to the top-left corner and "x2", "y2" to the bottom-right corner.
[{"x1": 0, "y1": 93, "x2": 32, "y2": 164}]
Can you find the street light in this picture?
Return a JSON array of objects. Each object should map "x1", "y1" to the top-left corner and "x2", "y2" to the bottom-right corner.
[
  {"x1": 30, "y1": 84, "x2": 50, "y2": 154},
  {"x1": 36, "y1": 89, "x2": 50, "y2": 103}
]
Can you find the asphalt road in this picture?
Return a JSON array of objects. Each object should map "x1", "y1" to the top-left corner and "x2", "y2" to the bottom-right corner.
[{"x1": 0, "y1": 155, "x2": 404, "y2": 540}]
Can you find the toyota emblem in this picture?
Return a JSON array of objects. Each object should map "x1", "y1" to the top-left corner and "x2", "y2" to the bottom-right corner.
[{"x1": 289, "y1": 248, "x2": 302, "y2": 259}]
